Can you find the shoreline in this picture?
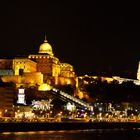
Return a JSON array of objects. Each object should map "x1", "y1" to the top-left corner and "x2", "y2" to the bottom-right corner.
[{"x1": 0, "y1": 122, "x2": 140, "y2": 132}]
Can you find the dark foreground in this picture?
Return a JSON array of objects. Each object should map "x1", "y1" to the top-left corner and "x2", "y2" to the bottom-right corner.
[
  {"x1": 0, "y1": 122, "x2": 140, "y2": 132},
  {"x1": 0, "y1": 129, "x2": 140, "y2": 140}
]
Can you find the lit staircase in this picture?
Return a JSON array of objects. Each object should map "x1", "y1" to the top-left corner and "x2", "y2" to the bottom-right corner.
[{"x1": 52, "y1": 88, "x2": 93, "y2": 111}]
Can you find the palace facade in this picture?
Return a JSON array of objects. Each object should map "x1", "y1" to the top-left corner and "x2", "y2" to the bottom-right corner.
[{"x1": 0, "y1": 38, "x2": 76, "y2": 88}]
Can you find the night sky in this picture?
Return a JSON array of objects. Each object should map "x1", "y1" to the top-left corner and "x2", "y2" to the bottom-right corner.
[{"x1": 0, "y1": 1, "x2": 140, "y2": 78}]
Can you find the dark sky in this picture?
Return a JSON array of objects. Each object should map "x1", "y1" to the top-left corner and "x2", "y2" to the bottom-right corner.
[{"x1": 0, "y1": 1, "x2": 140, "y2": 78}]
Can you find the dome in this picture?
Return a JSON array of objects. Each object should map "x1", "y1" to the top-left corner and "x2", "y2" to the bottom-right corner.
[{"x1": 39, "y1": 39, "x2": 53, "y2": 55}]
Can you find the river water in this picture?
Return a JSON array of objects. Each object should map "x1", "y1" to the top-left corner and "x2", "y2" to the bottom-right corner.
[{"x1": 0, "y1": 129, "x2": 140, "y2": 140}]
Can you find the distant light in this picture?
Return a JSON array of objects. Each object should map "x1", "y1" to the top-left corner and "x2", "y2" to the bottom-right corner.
[{"x1": 38, "y1": 83, "x2": 52, "y2": 91}]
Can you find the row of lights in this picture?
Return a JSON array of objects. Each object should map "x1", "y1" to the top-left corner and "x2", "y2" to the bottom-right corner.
[
  {"x1": 52, "y1": 88, "x2": 91, "y2": 110},
  {"x1": 29, "y1": 55, "x2": 50, "y2": 59}
]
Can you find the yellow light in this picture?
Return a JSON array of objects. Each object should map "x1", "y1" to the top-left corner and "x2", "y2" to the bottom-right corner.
[
  {"x1": 39, "y1": 39, "x2": 53, "y2": 55},
  {"x1": 38, "y1": 83, "x2": 52, "y2": 91}
]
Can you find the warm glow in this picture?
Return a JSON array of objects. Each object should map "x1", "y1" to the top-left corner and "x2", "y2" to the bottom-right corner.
[
  {"x1": 101, "y1": 77, "x2": 114, "y2": 83},
  {"x1": 38, "y1": 83, "x2": 52, "y2": 91},
  {"x1": 0, "y1": 111, "x2": 2, "y2": 117},
  {"x1": 15, "y1": 111, "x2": 35, "y2": 119},
  {"x1": 77, "y1": 91, "x2": 84, "y2": 99},
  {"x1": 13, "y1": 59, "x2": 37, "y2": 75},
  {"x1": 39, "y1": 39, "x2": 53, "y2": 55},
  {"x1": 0, "y1": 36, "x2": 76, "y2": 88}
]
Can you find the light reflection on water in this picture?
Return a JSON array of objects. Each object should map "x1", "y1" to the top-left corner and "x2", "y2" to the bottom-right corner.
[{"x1": 0, "y1": 129, "x2": 140, "y2": 140}]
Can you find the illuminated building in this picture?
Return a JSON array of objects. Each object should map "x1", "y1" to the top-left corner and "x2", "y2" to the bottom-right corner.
[
  {"x1": 64, "y1": 102, "x2": 76, "y2": 112},
  {"x1": 0, "y1": 37, "x2": 75, "y2": 87},
  {"x1": 32, "y1": 99, "x2": 53, "y2": 111},
  {"x1": 17, "y1": 87, "x2": 26, "y2": 105}
]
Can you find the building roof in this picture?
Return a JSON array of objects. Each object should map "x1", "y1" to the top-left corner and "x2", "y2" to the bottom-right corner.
[{"x1": 38, "y1": 38, "x2": 53, "y2": 56}]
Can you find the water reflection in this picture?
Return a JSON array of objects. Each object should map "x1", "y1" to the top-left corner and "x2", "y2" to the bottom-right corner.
[{"x1": 0, "y1": 129, "x2": 140, "y2": 140}]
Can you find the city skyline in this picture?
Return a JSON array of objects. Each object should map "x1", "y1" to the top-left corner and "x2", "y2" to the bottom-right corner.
[{"x1": 0, "y1": 1, "x2": 140, "y2": 77}]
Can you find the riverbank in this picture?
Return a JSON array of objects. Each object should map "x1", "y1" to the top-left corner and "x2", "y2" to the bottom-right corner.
[{"x1": 0, "y1": 122, "x2": 140, "y2": 132}]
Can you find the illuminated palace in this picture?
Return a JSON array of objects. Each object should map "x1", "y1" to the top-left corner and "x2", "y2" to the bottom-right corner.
[{"x1": 0, "y1": 37, "x2": 75, "y2": 88}]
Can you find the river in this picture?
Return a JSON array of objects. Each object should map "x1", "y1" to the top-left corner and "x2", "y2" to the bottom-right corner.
[{"x1": 0, "y1": 129, "x2": 140, "y2": 140}]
